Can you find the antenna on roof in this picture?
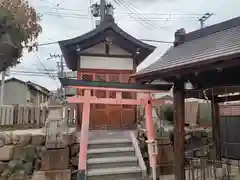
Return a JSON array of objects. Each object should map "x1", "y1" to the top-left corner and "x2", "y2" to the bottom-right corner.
[{"x1": 198, "y1": 13, "x2": 213, "y2": 29}]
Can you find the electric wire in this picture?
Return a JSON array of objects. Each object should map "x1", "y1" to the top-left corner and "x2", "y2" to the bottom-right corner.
[
  {"x1": 40, "y1": 11, "x2": 200, "y2": 22},
  {"x1": 17, "y1": 2, "x2": 198, "y2": 83},
  {"x1": 115, "y1": 0, "x2": 168, "y2": 32},
  {"x1": 23, "y1": 38, "x2": 172, "y2": 49},
  {"x1": 39, "y1": 5, "x2": 204, "y2": 16},
  {"x1": 33, "y1": 52, "x2": 59, "y2": 86},
  {"x1": 113, "y1": 0, "x2": 157, "y2": 31}
]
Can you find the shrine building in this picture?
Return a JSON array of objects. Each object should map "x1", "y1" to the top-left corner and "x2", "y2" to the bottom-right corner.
[{"x1": 58, "y1": 15, "x2": 155, "y2": 130}]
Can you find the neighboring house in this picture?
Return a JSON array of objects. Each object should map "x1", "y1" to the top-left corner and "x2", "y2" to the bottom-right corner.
[{"x1": 0, "y1": 78, "x2": 50, "y2": 105}]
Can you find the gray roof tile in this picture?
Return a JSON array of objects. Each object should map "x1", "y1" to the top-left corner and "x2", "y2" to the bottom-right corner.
[{"x1": 135, "y1": 16, "x2": 240, "y2": 78}]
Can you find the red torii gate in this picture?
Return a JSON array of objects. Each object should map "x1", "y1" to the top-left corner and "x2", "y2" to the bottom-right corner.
[{"x1": 60, "y1": 78, "x2": 172, "y2": 180}]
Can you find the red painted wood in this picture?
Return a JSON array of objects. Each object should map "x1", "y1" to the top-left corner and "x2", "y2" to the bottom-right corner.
[
  {"x1": 69, "y1": 85, "x2": 162, "y2": 93},
  {"x1": 78, "y1": 90, "x2": 91, "y2": 171},
  {"x1": 76, "y1": 70, "x2": 137, "y2": 129},
  {"x1": 68, "y1": 96, "x2": 164, "y2": 105},
  {"x1": 78, "y1": 68, "x2": 134, "y2": 74}
]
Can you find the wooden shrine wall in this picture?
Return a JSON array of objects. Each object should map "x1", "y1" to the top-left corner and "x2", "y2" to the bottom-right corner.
[{"x1": 77, "y1": 69, "x2": 136, "y2": 130}]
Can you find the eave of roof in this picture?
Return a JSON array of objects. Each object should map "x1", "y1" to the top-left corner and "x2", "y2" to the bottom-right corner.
[
  {"x1": 27, "y1": 81, "x2": 50, "y2": 95},
  {"x1": 59, "y1": 78, "x2": 172, "y2": 91},
  {"x1": 58, "y1": 21, "x2": 155, "y2": 70},
  {"x1": 59, "y1": 21, "x2": 155, "y2": 51}
]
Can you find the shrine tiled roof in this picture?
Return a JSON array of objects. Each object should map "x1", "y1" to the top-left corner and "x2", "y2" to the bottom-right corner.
[{"x1": 133, "y1": 16, "x2": 240, "y2": 79}]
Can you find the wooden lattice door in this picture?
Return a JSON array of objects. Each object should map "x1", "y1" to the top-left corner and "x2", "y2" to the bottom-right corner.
[
  {"x1": 78, "y1": 71, "x2": 136, "y2": 130},
  {"x1": 121, "y1": 73, "x2": 136, "y2": 129},
  {"x1": 107, "y1": 74, "x2": 122, "y2": 129},
  {"x1": 91, "y1": 73, "x2": 109, "y2": 129}
]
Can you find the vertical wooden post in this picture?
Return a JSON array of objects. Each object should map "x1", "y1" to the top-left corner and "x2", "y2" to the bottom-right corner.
[
  {"x1": 173, "y1": 80, "x2": 185, "y2": 180},
  {"x1": 211, "y1": 98, "x2": 221, "y2": 161},
  {"x1": 77, "y1": 89, "x2": 91, "y2": 180}
]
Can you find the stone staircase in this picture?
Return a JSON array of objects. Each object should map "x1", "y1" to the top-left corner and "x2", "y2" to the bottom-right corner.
[{"x1": 86, "y1": 131, "x2": 147, "y2": 180}]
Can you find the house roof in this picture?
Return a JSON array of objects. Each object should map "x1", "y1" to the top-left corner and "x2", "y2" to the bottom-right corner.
[
  {"x1": 133, "y1": 16, "x2": 240, "y2": 80},
  {"x1": 26, "y1": 81, "x2": 50, "y2": 95},
  {"x1": 4, "y1": 78, "x2": 50, "y2": 95},
  {"x1": 58, "y1": 20, "x2": 155, "y2": 70}
]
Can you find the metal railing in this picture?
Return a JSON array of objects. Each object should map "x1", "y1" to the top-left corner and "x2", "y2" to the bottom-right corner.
[{"x1": 184, "y1": 143, "x2": 240, "y2": 180}]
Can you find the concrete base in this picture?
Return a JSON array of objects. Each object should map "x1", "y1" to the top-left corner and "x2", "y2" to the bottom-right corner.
[
  {"x1": 41, "y1": 147, "x2": 69, "y2": 171},
  {"x1": 77, "y1": 170, "x2": 86, "y2": 180},
  {"x1": 31, "y1": 169, "x2": 71, "y2": 180}
]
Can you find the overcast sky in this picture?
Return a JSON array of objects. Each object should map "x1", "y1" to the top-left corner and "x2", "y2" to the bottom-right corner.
[{"x1": 7, "y1": 0, "x2": 240, "y2": 91}]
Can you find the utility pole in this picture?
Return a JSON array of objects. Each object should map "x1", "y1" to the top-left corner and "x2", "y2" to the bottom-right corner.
[
  {"x1": 0, "y1": 68, "x2": 10, "y2": 107},
  {"x1": 0, "y1": 71, "x2": 5, "y2": 107},
  {"x1": 100, "y1": 0, "x2": 106, "y2": 22},
  {"x1": 49, "y1": 53, "x2": 65, "y2": 102},
  {"x1": 91, "y1": 0, "x2": 114, "y2": 23},
  {"x1": 199, "y1": 13, "x2": 213, "y2": 29},
  {"x1": 59, "y1": 55, "x2": 64, "y2": 102}
]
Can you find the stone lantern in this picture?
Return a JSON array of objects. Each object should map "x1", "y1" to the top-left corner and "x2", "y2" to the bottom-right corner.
[{"x1": 44, "y1": 105, "x2": 68, "y2": 149}]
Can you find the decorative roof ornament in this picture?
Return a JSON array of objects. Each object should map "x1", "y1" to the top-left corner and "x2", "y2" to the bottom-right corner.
[{"x1": 174, "y1": 28, "x2": 186, "y2": 47}]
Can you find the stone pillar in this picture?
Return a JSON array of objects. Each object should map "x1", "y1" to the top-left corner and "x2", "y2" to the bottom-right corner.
[
  {"x1": 32, "y1": 105, "x2": 71, "y2": 180},
  {"x1": 44, "y1": 105, "x2": 67, "y2": 149}
]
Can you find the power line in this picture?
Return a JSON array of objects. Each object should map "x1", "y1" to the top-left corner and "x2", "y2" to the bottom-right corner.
[
  {"x1": 14, "y1": 67, "x2": 57, "y2": 71},
  {"x1": 40, "y1": 11, "x2": 201, "y2": 21},
  {"x1": 31, "y1": 38, "x2": 172, "y2": 49},
  {"x1": 113, "y1": 0, "x2": 157, "y2": 31},
  {"x1": 40, "y1": 12, "x2": 90, "y2": 18},
  {"x1": 10, "y1": 73, "x2": 58, "y2": 77},
  {"x1": 47, "y1": 53, "x2": 65, "y2": 101},
  {"x1": 39, "y1": 5, "x2": 204, "y2": 16},
  {"x1": 11, "y1": 70, "x2": 57, "y2": 74},
  {"x1": 39, "y1": 5, "x2": 87, "y2": 12},
  {"x1": 116, "y1": 0, "x2": 168, "y2": 32},
  {"x1": 32, "y1": 52, "x2": 59, "y2": 87},
  {"x1": 41, "y1": 0, "x2": 67, "y2": 15}
]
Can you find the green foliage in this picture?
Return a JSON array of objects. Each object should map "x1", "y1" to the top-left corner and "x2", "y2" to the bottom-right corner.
[
  {"x1": 0, "y1": 0, "x2": 42, "y2": 67},
  {"x1": 157, "y1": 104, "x2": 174, "y2": 122}
]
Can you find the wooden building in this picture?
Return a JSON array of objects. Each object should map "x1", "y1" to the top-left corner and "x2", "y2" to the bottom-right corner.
[
  {"x1": 58, "y1": 15, "x2": 155, "y2": 130},
  {"x1": 132, "y1": 16, "x2": 240, "y2": 179}
]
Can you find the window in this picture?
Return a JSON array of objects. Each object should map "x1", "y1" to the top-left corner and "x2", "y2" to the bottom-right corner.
[
  {"x1": 80, "y1": 73, "x2": 94, "y2": 96},
  {"x1": 82, "y1": 74, "x2": 93, "y2": 81}
]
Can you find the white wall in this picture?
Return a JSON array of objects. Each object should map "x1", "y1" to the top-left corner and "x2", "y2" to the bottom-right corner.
[
  {"x1": 64, "y1": 71, "x2": 77, "y2": 78},
  {"x1": 79, "y1": 42, "x2": 134, "y2": 70},
  {"x1": 80, "y1": 56, "x2": 133, "y2": 70},
  {"x1": 82, "y1": 42, "x2": 132, "y2": 55}
]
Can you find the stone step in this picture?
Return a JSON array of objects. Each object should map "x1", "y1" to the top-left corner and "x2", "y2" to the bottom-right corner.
[
  {"x1": 87, "y1": 166, "x2": 142, "y2": 180},
  {"x1": 87, "y1": 147, "x2": 135, "y2": 159},
  {"x1": 87, "y1": 156, "x2": 138, "y2": 169},
  {"x1": 88, "y1": 138, "x2": 132, "y2": 149}
]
